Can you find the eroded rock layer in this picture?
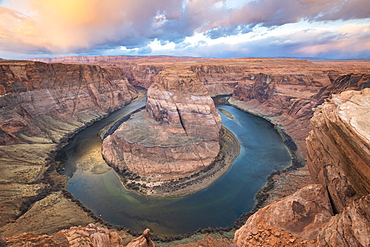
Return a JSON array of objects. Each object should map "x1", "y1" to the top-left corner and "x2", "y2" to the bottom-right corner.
[
  {"x1": 306, "y1": 89, "x2": 370, "y2": 212},
  {"x1": 102, "y1": 69, "x2": 221, "y2": 181},
  {"x1": 231, "y1": 73, "x2": 370, "y2": 155},
  {"x1": 0, "y1": 60, "x2": 137, "y2": 235}
]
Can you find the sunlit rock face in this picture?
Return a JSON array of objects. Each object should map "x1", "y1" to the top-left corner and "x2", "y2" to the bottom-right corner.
[
  {"x1": 102, "y1": 69, "x2": 222, "y2": 181},
  {"x1": 4, "y1": 224, "x2": 155, "y2": 247},
  {"x1": 234, "y1": 184, "x2": 334, "y2": 246},
  {"x1": 306, "y1": 88, "x2": 370, "y2": 212}
]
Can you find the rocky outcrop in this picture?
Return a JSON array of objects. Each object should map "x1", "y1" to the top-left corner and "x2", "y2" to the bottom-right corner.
[
  {"x1": 4, "y1": 224, "x2": 155, "y2": 247},
  {"x1": 234, "y1": 184, "x2": 333, "y2": 246},
  {"x1": 0, "y1": 61, "x2": 137, "y2": 145},
  {"x1": 0, "y1": 60, "x2": 137, "y2": 235},
  {"x1": 234, "y1": 88, "x2": 370, "y2": 247},
  {"x1": 306, "y1": 89, "x2": 370, "y2": 213},
  {"x1": 318, "y1": 194, "x2": 370, "y2": 247},
  {"x1": 126, "y1": 228, "x2": 155, "y2": 247},
  {"x1": 102, "y1": 68, "x2": 221, "y2": 182},
  {"x1": 231, "y1": 73, "x2": 370, "y2": 156}
]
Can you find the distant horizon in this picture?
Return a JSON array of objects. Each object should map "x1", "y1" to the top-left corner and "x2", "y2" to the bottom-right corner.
[
  {"x1": 4, "y1": 54, "x2": 370, "y2": 62},
  {"x1": 1, "y1": 0, "x2": 369, "y2": 60}
]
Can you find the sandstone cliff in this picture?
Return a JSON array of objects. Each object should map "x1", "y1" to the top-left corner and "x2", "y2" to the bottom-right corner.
[
  {"x1": 234, "y1": 89, "x2": 370, "y2": 246},
  {"x1": 0, "y1": 60, "x2": 137, "y2": 145},
  {"x1": 307, "y1": 89, "x2": 370, "y2": 213},
  {"x1": 234, "y1": 184, "x2": 333, "y2": 246},
  {"x1": 0, "y1": 60, "x2": 137, "y2": 235},
  {"x1": 102, "y1": 68, "x2": 222, "y2": 183},
  {"x1": 231, "y1": 72, "x2": 370, "y2": 155}
]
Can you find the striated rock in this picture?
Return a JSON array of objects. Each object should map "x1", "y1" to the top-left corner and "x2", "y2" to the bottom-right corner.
[
  {"x1": 306, "y1": 89, "x2": 370, "y2": 212},
  {"x1": 59, "y1": 223, "x2": 124, "y2": 247},
  {"x1": 0, "y1": 61, "x2": 137, "y2": 145},
  {"x1": 102, "y1": 69, "x2": 222, "y2": 182},
  {"x1": 231, "y1": 72, "x2": 370, "y2": 156},
  {"x1": 4, "y1": 223, "x2": 155, "y2": 247},
  {"x1": 0, "y1": 60, "x2": 137, "y2": 234},
  {"x1": 317, "y1": 194, "x2": 370, "y2": 247},
  {"x1": 234, "y1": 184, "x2": 333, "y2": 246}
]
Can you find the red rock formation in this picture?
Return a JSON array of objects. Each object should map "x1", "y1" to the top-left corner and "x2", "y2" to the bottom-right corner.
[
  {"x1": 317, "y1": 194, "x2": 370, "y2": 247},
  {"x1": 0, "y1": 60, "x2": 137, "y2": 234},
  {"x1": 234, "y1": 184, "x2": 333, "y2": 246},
  {"x1": 4, "y1": 224, "x2": 155, "y2": 247},
  {"x1": 102, "y1": 68, "x2": 221, "y2": 182},
  {"x1": 0, "y1": 61, "x2": 137, "y2": 145},
  {"x1": 306, "y1": 89, "x2": 370, "y2": 212},
  {"x1": 126, "y1": 228, "x2": 155, "y2": 247}
]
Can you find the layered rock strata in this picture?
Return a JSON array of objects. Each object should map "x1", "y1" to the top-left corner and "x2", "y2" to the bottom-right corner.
[
  {"x1": 0, "y1": 60, "x2": 137, "y2": 235},
  {"x1": 102, "y1": 69, "x2": 222, "y2": 182},
  {"x1": 4, "y1": 224, "x2": 155, "y2": 247},
  {"x1": 234, "y1": 89, "x2": 370, "y2": 246},
  {"x1": 306, "y1": 89, "x2": 370, "y2": 212},
  {"x1": 231, "y1": 73, "x2": 370, "y2": 155}
]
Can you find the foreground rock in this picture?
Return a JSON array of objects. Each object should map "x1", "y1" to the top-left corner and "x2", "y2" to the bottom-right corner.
[
  {"x1": 307, "y1": 89, "x2": 370, "y2": 212},
  {"x1": 234, "y1": 184, "x2": 333, "y2": 246},
  {"x1": 4, "y1": 224, "x2": 155, "y2": 247},
  {"x1": 234, "y1": 89, "x2": 370, "y2": 246},
  {"x1": 102, "y1": 68, "x2": 222, "y2": 183},
  {"x1": 318, "y1": 194, "x2": 370, "y2": 247}
]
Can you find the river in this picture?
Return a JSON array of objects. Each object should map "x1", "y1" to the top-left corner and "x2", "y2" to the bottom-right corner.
[{"x1": 57, "y1": 98, "x2": 291, "y2": 236}]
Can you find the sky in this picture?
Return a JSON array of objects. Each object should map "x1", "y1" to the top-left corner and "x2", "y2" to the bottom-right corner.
[{"x1": 0, "y1": 0, "x2": 369, "y2": 59}]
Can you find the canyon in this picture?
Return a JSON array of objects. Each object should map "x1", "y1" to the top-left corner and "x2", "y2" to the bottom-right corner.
[
  {"x1": 0, "y1": 56, "x2": 369, "y2": 246},
  {"x1": 102, "y1": 68, "x2": 222, "y2": 185}
]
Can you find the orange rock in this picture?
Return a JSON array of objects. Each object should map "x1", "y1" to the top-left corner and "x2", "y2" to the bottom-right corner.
[{"x1": 102, "y1": 68, "x2": 221, "y2": 182}]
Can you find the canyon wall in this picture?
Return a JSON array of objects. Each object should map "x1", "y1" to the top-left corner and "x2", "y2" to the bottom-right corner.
[
  {"x1": 0, "y1": 60, "x2": 137, "y2": 236},
  {"x1": 102, "y1": 68, "x2": 222, "y2": 182},
  {"x1": 306, "y1": 89, "x2": 370, "y2": 212},
  {"x1": 2, "y1": 57, "x2": 370, "y2": 246},
  {"x1": 231, "y1": 72, "x2": 370, "y2": 155},
  {"x1": 234, "y1": 89, "x2": 370, "y2": 246}
]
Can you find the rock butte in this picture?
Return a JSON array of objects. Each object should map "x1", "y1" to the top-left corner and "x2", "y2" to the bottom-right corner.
[
  {"x1": 0, "y1": 56, "x2": 369, "y2": 246},
  {"x1": 102, "y1": 68, "x2": 222, "y2": 182}
]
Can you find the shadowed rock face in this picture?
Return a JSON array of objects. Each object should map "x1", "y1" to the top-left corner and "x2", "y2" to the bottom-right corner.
[
  {"x1": 0, "y1": 60, "x2": 137, "y2": 234},
  {"x1": 0, "y1": 61, "x2": 138, "y2": 145},
  {"x1": 102, "y1": 69, "x2": 222, "y2": 181},
  {"x1": 231, "y1": 72, "x2": 370, "y2": 156}
]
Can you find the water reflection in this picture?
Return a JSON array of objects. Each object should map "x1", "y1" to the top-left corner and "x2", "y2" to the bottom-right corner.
[{"x1": 57, "y1": 100, "x2": 291, "y2": 236}]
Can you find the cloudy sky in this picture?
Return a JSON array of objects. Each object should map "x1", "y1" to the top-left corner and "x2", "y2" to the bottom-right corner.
[{"x1": 0, "y1": 0, "x2": 369, "y2": 59}]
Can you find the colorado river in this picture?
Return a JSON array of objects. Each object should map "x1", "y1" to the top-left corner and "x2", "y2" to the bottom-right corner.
[{"x1": 57, "y1": 98, "x2": 292, "y2": 236}]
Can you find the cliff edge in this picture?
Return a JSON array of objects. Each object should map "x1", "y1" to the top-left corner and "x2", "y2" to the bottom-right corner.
[
  {"x1": 102, "y1": 68, "x2": 222, "y2": 184},
  {"x1": 234, "y1": 89, "x2": 370, "y2": 246}
]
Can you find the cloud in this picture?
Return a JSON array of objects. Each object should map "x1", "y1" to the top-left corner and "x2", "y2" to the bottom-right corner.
[
  {"x1": 0, "y1": 0, "x2": 184, "y2": 53},
  {"x1": 0, "y1": 0, "x2": 369, "y2": 58}
]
